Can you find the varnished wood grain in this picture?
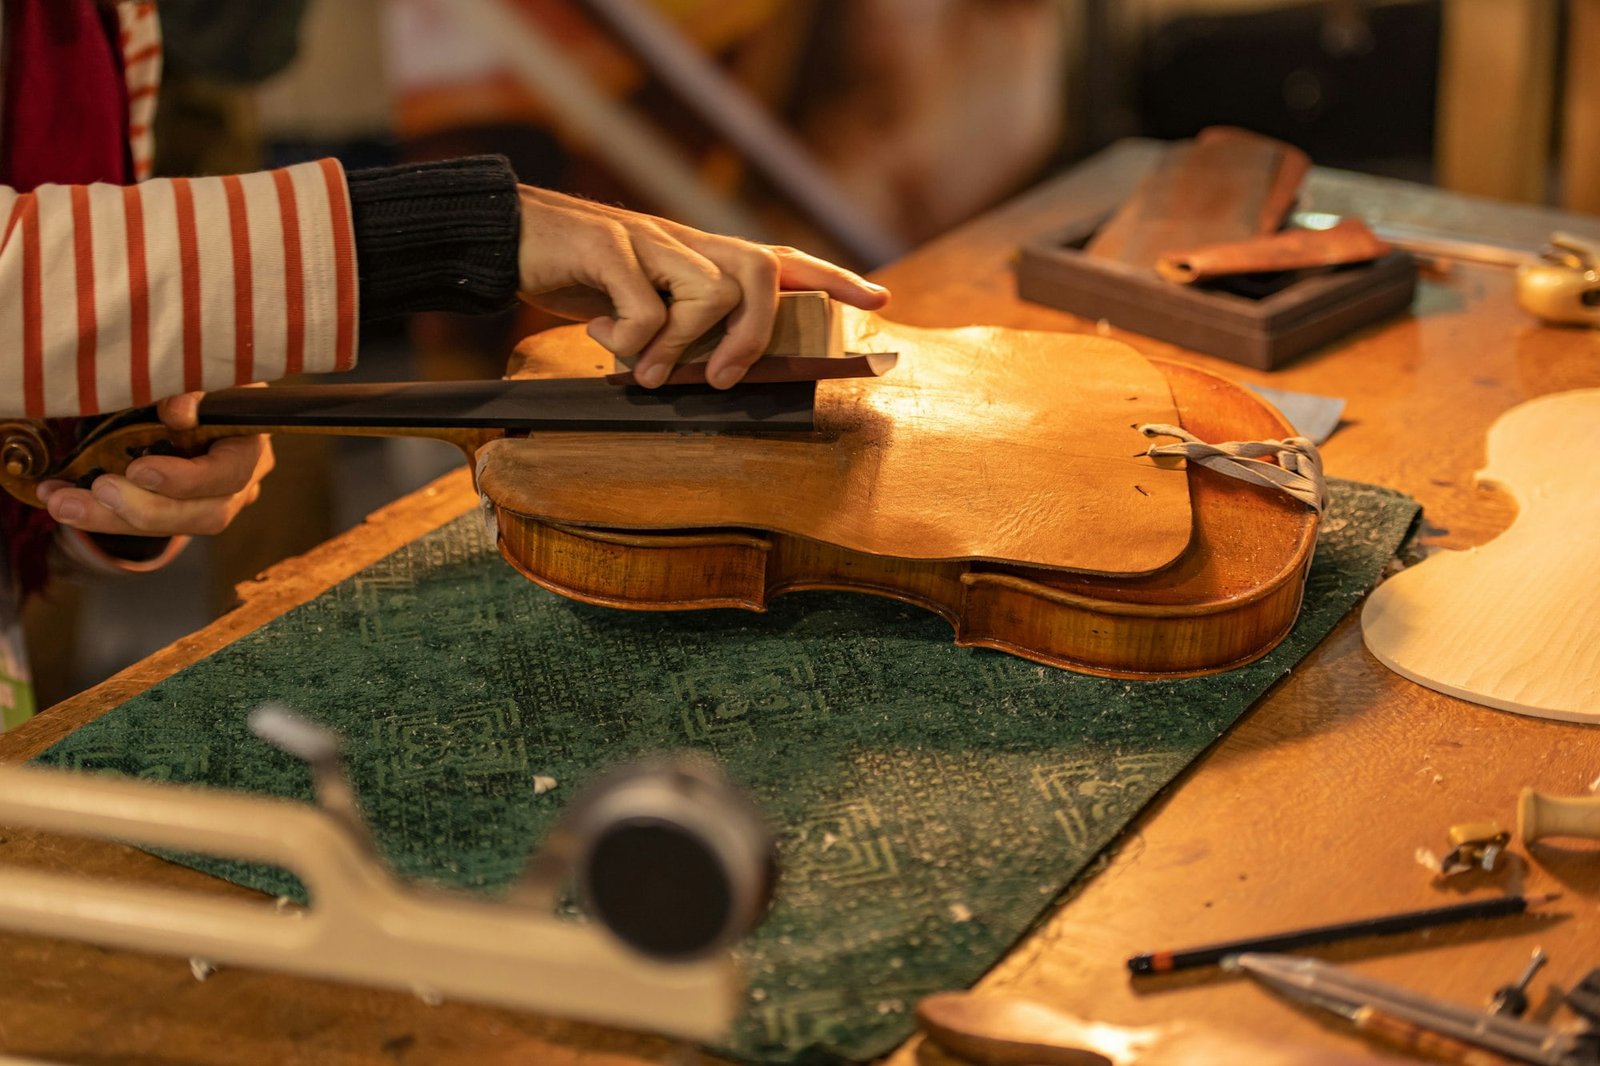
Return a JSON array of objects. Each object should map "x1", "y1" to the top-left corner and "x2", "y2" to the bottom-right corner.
[
  {"x1": 493, "y1": 315, "x2": 1193, "y2": 576},
  {"x1": 488, "y1": 346, "x2": 1313, "y2": 678},
  {"x1": 0, "y1": 141, "x2": 1597, "y2": 1064}
]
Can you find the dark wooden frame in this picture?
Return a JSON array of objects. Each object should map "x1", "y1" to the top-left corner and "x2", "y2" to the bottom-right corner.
[{"x1": 1015, "y1": 211, "x2": 1419, "y2": 370}]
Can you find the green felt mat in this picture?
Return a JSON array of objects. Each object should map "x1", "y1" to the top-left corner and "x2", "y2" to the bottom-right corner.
[{"x1": 36, "y1": 479, "x2": 1418, "y2": 1064}]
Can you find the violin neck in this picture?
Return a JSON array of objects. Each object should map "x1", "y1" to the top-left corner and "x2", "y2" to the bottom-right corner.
[{"x1": 198, "y1": 378, "x2": 817, "y2": 433}]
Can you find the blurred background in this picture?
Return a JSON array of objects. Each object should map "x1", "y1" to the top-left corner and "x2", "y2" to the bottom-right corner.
[{"x1": 28, "y1": 0, "x2": 1597, "y2": 706}]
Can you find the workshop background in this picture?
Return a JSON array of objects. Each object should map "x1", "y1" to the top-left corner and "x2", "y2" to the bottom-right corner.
[{"x1": 28, "y1": 0, "x2": 1595, "y2": 706}]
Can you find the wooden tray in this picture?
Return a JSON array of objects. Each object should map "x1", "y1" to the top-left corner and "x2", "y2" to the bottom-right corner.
[{"x1": 1016, "y1": 210, "x2": 1418, "y2": 370}]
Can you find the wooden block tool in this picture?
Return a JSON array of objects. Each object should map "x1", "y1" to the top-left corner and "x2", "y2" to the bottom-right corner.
[{"x1": 605, "y1": 289, "x2": 899, "y2": 386}]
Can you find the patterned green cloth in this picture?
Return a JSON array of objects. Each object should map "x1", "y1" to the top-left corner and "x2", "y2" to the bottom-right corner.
[{"x1": 35, "y1": 479, "x2": 1419, "y2": 1064}]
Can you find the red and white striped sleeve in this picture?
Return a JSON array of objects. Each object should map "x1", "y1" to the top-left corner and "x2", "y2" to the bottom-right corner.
[
  {"x1": 0, "y1": 160, "x2": 359, "y2": 419},
  {"x1": 117, "y1": 1, "x2": 162, "y2": 184}
]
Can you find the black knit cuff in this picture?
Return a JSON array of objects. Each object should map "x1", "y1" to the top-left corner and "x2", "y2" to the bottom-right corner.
[{"x1": 346, "y1": 155, "x2": 521, "y2": 321}]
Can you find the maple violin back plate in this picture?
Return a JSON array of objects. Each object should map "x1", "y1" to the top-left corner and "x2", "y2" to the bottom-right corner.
[
  {"x1": 1361, "y1": 388, "x2": 1600, "y2": 721},
  {"x1": 484, "y1": 311, "x2": 1193, "y2": 575}
]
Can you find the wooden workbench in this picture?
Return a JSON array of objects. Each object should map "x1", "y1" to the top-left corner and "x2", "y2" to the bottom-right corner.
[{"x1": 2, "y1": 140, "x2": 1597, "y2": 1064}]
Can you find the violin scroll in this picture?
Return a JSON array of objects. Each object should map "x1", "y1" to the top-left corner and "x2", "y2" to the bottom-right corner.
[
  {"x1": 1, "y1": 421, "x2": 53, "y2": 482},
  {"x1": 0, "y1": 417, "x2": 228, "y2": 508}
]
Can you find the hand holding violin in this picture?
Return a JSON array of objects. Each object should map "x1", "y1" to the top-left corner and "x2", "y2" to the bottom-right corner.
[
  {"x1": 36, "y1": 390, "x2": 274, "y2": 539},
  {"x1": 24, "y1": 185, "x2": 891, "y2": 540},
  {"x1": 514, "y1": 186, "x2": 892, "y2": 389}
]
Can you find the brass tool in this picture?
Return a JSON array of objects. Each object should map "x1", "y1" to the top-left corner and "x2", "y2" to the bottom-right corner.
[
  {"x1": 1292, "y1": 212, "x2": 1600, "y2": 327},
  {"x1": 1518, "y1": 234, "x2": 1600, "y2": 326},
  {"x1": 1441, "y1": 821, "x2": 1513, "y2": 877}
]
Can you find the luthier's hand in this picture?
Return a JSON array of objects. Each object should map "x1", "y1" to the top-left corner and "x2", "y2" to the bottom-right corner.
[
  {"x1": 515, "y1": 186, "x2": 891, "y2": 388},
  {"x1": 35, "y1": 390, "x2": 275, "y2": 537}
]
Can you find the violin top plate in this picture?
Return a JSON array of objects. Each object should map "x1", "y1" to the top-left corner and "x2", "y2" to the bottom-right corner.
[{"x1": 489, "y1": 309, "x2": 1192, "y2": 576}]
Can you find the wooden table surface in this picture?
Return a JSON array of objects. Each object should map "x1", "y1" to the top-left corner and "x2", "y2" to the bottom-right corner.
[{"x1": 2, "y1": 140, "x2": 1598, "y2": 1065}]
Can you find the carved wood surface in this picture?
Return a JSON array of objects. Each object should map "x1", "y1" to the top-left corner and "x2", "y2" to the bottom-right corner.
[
  {"x1": 492, "y1": 325, "x2": 1313, "y2": 676},
  {"x1": 1361, "y1": 388, "x2": 1600, "y2": 722},
  {"x1": 492, "y1": 311, "x2": 1193, "y2": 575}
]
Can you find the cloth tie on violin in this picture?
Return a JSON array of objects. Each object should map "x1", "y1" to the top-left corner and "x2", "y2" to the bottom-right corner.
[
  {"x1": 0, "y1": 301, "x2": 1325, "y2": 678},
  {"x1": 1137, "y1": 424, "x2": 1327, "y2": 514}
]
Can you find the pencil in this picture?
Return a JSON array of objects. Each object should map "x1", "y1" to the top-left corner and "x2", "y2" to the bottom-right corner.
[{"x1": 1126, "y1": 893, "x2": 1561, "y2": 975}]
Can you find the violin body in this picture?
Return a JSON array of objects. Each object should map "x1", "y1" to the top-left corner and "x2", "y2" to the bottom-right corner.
[
  {"x1": 0, "y1": 308, "x2": 1317, "y2": 681},
  {"x1": 488, "y1": 313, "x2": 1316, "y2": 679}
]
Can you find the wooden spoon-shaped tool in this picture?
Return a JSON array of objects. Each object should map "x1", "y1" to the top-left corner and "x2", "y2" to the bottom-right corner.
[{"x1": 916, "y1": 992, "x2": 1391, "y2": 1066}]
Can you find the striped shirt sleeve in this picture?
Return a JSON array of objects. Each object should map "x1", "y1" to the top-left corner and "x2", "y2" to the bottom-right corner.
[
  {"x1": 117, "y1": 1, "x2": 162, "y2": 184},
  {"x1": 0, "y1": 160, "x2": 359, "y2": 419}
]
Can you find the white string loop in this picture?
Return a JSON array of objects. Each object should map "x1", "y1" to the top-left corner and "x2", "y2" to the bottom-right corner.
[{"x1": 1138, "y1": 423, "x2": 1327, "y2": 514}]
